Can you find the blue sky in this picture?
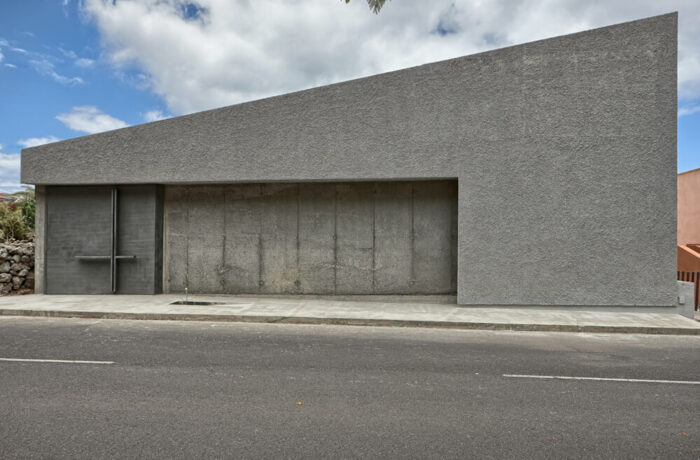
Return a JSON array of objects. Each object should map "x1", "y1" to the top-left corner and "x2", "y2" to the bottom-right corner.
[{"x1": 1, "y1": 0, "x2": 699, "y2": 192}]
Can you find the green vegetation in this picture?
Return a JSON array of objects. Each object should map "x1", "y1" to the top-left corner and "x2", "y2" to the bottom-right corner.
[{"x1": 0, "y1": 188, "x2": 35, "y2": 242}]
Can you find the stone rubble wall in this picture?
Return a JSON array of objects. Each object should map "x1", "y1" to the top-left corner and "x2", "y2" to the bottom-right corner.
[{"x1": 0, "y1": 239, "x2": 34, "y2": 295}]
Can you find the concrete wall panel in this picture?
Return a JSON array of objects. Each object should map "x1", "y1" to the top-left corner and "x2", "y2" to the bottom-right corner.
[
  {"x1": 117, "y1": 185, "x2": 162, "y2": 294},
  {"x1": 374, "y1": 182, "x2": 413, "y2": 294},
  {"x1": 186, "y1": 186, "x2": 225, "y2": 293},
  {"x1": 164, "y1": 186, "x2": 189, "y2": 294},
  {"x1": 298, "y1": 184, "x2": 336, "y2": 294},
  {"x1": 33, "y1": 185, "x2": 46, "y2": 294},
  {"x1": 46, "y1": 187, "x2": 112, "y2": 294},
  {"x1": 335, "y1": 183, "x2": 374, "y2": 294},
  {"x1": 260, "y1": 184, "x2": 300, "y2": 294},
  {"x1": 223, "y1": 184, "x2": 262, "y2": 293},
  {"x1": 413, "y1": 181, "x2": 457, "y2": 294}
]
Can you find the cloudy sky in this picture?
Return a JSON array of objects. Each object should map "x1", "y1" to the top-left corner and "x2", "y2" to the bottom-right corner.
[{"x1": 1, "y1": 0, "x2": 699, "y2": 192}]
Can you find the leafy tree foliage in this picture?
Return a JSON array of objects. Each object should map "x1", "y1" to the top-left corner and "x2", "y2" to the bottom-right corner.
[{"x1": 344, "y1": 0, "x2": 389, "y2": 14}]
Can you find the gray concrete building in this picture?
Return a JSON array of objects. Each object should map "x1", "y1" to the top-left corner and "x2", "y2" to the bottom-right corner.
[{"x1": 21, "y1": 14, "x2": 677, "y2": 309}]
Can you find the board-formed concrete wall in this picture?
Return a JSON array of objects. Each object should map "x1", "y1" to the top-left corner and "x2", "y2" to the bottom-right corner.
[
  {"x1": 164, "y1": 181, "x2": 457, "y2": 295},
  {"x1": 22, "y1": 14, "x2": 677, "y2": 306}
]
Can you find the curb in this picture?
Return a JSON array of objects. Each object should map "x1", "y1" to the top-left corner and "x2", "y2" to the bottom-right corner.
[{"x1": 2, "y1": 308, "x2": 700, "y2": 335}]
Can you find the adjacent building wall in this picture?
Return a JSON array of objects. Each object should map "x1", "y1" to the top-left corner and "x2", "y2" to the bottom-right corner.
[
  {"x1": 678, "y1": 168, "x2": 700, "y2": 245},
  {"x1": 21, "y1": 14, "x2": 678, "y2": 306},
  {"x1": 678, "y1": 245, "x2": 700, "y2": 272}
]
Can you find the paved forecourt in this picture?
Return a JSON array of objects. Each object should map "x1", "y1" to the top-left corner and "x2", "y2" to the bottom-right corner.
[{"x1": 0, "y1": 294, "x2": 698, "y2": 335}]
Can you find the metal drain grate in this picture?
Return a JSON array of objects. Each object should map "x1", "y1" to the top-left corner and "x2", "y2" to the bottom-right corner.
[{"x1": 170, "y1": 301, "x2": 222, "y2": 306}]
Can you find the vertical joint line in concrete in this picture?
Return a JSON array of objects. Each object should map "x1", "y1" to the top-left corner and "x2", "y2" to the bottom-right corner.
[
  {"x1": 334, "y1": 185, "x2": 338, "y2": 295},
  {"x1": 110, "y1": 186, "x2": 118, "y2": 294},
  {"x1": 258, "y1": 183, "x2": 264, "y2": 292},
  {"x1": 372, "y1": 183, "x2": 376, "y2": 293},
  {"x1": 221, "y1": 187, "x2": 227, "y2": 291},
  {"x1": 185, "y1": 186, "x2": 190, "y2": 295},
  {"x1": 410, "y1": 184, "x2": 415, "y2": 287},
  {"x1": 296, "y1": 184, "x2": 300, "y2": 292},
  {"x1": 451, "y1": 181, "x2": 458, "y2": 292}
]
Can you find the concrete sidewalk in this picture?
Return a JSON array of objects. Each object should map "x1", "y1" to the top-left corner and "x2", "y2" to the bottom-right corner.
[{"x1": 1, "y1": 294, "x2": 699, "y2": 335}]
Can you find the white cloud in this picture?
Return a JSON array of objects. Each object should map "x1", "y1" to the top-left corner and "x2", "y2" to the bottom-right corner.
[
  {"x1": 0, "y1": 49, "x2": 3, "y2": 62},
  {"x1": 679, "y1": 104, "x2": 700, "y2": 116},
  {"x1": 58, "y1": 47, "x2": 96, "y2": 68},
  {"x1": 9, "y1": 46, "x2": 28, "y2": 55},
  {"x1": 17, "y1": 136, "x2": 61, "y2": 148},
  {"x1": 82, "y1": 0, "x2": 700, "y2": 116},
  {"x1": 0, "y1": 143, "x2": 24, "y2": 193},
  {"x1": 143, "y1": 110, "x2": 169, "y2": 122},
  {"x1": 58, "y1": 47, "x2": 77, "y2": 59},
  {"x1": 0, "y1": 149, "x2": 22, "y2": 193},
  {"x1": 74, "y1": 57, "x2": 95, "y2": 68},
  {"x1": 56, "y1": 106, "x2": 128, "y2": 134},
  {"x1": 4, "y1": 63, "x2": 17, "y2": 68},
  {"x1": 30, "y1": 59, "x2": 84, "y2": 85}
]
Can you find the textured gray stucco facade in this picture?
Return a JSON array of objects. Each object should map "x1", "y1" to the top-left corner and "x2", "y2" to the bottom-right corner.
[{"x1": 21, "y1": 14, "x2": 677, "y2": 306}]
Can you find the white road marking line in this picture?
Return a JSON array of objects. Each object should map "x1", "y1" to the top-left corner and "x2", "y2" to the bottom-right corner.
[
  {"x1": 0, "y1": 358, "x2": 114, "y2": 365},
  {"x1": 503, "y1": 374, "x2": 700, "y2": 385}
]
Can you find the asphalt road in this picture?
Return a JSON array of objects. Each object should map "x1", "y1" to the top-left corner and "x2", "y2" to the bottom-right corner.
[{"x1": 0, "y1": 317, "x2": 699, "y2": 459}]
